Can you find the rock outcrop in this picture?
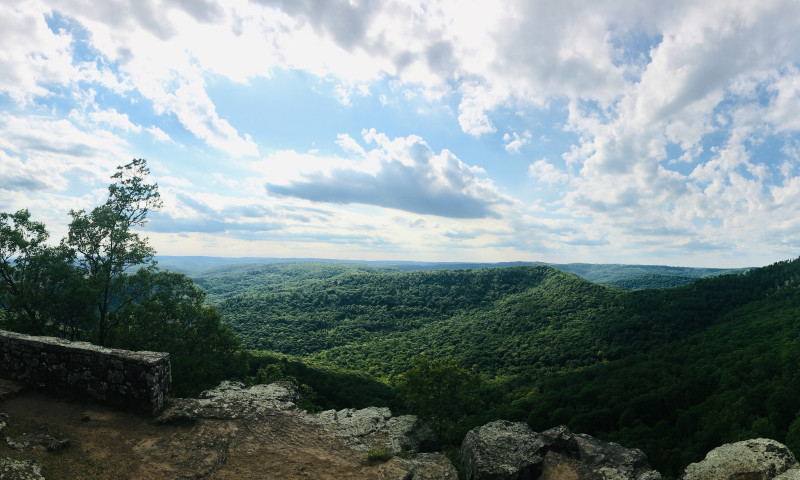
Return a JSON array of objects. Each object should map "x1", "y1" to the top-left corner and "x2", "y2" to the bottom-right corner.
[
  {"x1": 460, "y1": 421, "x2": 661, "y2": 480},
  {"x1": 5, "y1": 424, "x2": 70, "y2": 452},
  {"x1": 156, "y1": 380, "x2": 300, "y2": 422},
  {"x1": 308, "y1": 406, "x2": 438, "y2": 455},
  {"x1": 6, "y1": 376, "x2": 800, "y2": 480},
  {"x1": 460, "y1": 420, "x2": 547, "y2": 479},
  {"x1": 680, "y1": 438, "x2": 800, "y2": 480},
  {"x1": 379, "y1": 453, "x2": 459, "y2": 480},
  {"x1": 155, "y1": 380, "x2": 456, "y2": 480}
]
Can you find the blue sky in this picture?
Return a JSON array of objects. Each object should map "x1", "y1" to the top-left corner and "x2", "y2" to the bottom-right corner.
[{"x1": 3, "y1": 1, "x2": 800, "y2": 267}]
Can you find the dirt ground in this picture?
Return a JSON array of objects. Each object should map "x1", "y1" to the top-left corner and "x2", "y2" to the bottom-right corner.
[{"x1": 0, "y1": 381, "x2": 404, "y2": 480}]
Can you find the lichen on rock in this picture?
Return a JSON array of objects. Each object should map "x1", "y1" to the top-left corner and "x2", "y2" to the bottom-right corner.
[
  {"x1": 680, "y1": 438, "x2": 800, "y2": 480},
  {"x1": 0, "y1": 457, "x2": 45, "y2": 480},
  {"x1": 306, "y1": 406, "x2": 438, "y2": 455},
  {"x1": 459, "y1": 421, "x2": 662, "y2": 480},
  {"x1": 156, "y1": 380, "x2": 299, "y2": 422}
]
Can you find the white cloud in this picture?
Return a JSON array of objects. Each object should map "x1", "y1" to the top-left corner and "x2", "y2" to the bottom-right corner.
[
  {"x1": 89, "y1": 108, "x2": 142, "y2": 133},
  {"x1": 503, "y1": 130, "x2": 532, "y2": 153},
  {"x1": 765, "y1": 69, "x2": 800, "y2": 132},
  {"x1": 0, "y1": 3, "x2": 70, "y2": 103},
  {"x1": 529, "y1": 159, "x2": 568, "y2": 185},
  {"x1": 335, "y1": 133, "x2": 365, "y2": 155},
  {"x1": 264, "y1": 131, "x2": 511, "y2": 218},
  {"x1": 146, "y1": 126, "x2": 172, "y2": 142},
  {"x1": 457, "y1": 83, "x2": 500, "y2": 137},
  {"x1": 0, "y1": 112, "x2": 129, "y2": 185},
  {"x1": 5, "y1": 0, "x2": 800, "y2": 264}
]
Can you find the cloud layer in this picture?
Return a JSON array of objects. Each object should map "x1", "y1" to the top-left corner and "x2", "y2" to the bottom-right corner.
[
  {"x1": 2, "y1": 0, "x2": 800, "y2": 266},
  {"x1": 266, "y1": 131, "x2": 508, "y2": 219}
]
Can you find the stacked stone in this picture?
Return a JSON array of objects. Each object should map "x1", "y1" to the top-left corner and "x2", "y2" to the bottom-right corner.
[{"x1": 0, "y1": 330, "x2": 170, "y2": 414}]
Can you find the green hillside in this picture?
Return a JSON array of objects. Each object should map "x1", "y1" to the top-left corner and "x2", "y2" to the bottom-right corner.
[
  {"x1": 207, "y1": 265, "x2": 585, "y2": 357},
  {"x1": 514, "y1": 262, "x2": 800, "y2": 475},
  {"x1": 196, "y1": 257, "x2": 800, "y2": 478}
]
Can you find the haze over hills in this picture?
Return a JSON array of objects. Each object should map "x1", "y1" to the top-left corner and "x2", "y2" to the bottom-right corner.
[{"x1": 156, "y1": 256, "x2": 749, "y2": 290}]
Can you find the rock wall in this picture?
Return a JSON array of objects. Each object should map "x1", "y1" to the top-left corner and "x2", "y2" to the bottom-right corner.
[{"x1": 0, "y1": 329, "x2": 170, "y2": 414}]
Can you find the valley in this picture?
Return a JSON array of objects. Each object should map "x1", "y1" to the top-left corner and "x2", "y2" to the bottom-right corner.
[{"x1": 160, "y1": 257, "x2": 800, "y2": 478}]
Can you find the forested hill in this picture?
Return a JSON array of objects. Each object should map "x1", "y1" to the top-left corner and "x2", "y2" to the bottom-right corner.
[
  {"x1": 192, "y1": 260, "x2": 764, "y2": 377},
  {"x1": 192, "y1": 257, "x2": 800, "y2": 477},
  {"x1": 160, "y1": 256, "x2": 746, "y2": 290},
  {"x1": 199, "y1": 264, "x2": 599, "y2": 358}
]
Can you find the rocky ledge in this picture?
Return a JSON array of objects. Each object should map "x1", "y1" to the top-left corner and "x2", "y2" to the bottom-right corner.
[
  {"x1": 3, "y1": 379, "x2": 800, "y2": 479},
  {"x1": 459, "y1": 420, "x2": 800, "y2": 480},
  {"x1": 460, "y1": 421, "x2": 661, "y2": 480},
  {"x1": 156, "y1": 380, "x2": 456, "y2": 479}
]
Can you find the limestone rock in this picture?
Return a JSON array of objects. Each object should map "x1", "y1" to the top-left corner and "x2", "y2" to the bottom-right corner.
[
  {"x1": 775, "y1": 468, "x2": 800, "y2": 480},
  {"x1": 460, "y1": 422, "x2": 661, "y2": 480},
  {"x1": 306, "y1": 406, "x2": 438, "y2": 454},
  {"x1": 459, "y1": 420, "x2": 546, "y2": 479},
  {"x1": 680, "y1": 438, "x2": 799, "y2": 480},
  {"x1": 379, "y1": 452, "x2": 459, "y2": 480},
  {"x1": 156, "y1": 380, "x2": 299, "y2": 423},
  {"x1": 558, "y1": 433, "x2": 661, "y2": 480},
  {"x1": 0, "y1": 457, "x2": 45, "y2": 480}
]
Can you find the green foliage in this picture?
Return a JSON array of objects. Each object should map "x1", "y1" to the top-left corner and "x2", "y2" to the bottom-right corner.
[
  {"x1": 108, "y1": 269, "x2": 246, "y2": 396},
  {"x1": 0, "y1": 160, "x2": 248, "y2": 397},
  {"x1": 66, "y1": 158, "x2": 163, "y2": 346},
  {"x1": 493, "y1": 260, "x2": 800, "y2": 476},
  {"x1": 1, "y1": 209, "x2": 61, "y2": 334},
  {"x1": 397, "y1": 357, "x2": 482, "y2": 444},
  {"x1": 243, "y1": 351, "x2": 402, "y2": 412},
  {"x1": 208, "y1": 264, "x2": 608, "y2": 368},
  {"x1": 553, "y1": 263, "x2": 748, "y2": 286},
  {"x1": 196, "y1": 256, "x2": 800, "y2": 478},
  {"x1": 787, "y1": 413, "x2": 800, "y2": 456},
  {"x1": 603, "y1": 273, "x2": 699, "y2": 290}
]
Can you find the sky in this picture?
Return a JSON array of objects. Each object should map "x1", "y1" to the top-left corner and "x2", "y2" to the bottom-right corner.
[{"x1": 2, "y1": 1, "x2": 800, "y2": 268}]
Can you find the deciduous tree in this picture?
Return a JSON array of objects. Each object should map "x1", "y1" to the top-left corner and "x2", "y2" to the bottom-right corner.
[
  {"x1": 66, "y1": 158, "x2": 162, "y2": 345},
  {"x1": 398, "y1": 356, "x2": 482, "y2": 442}
]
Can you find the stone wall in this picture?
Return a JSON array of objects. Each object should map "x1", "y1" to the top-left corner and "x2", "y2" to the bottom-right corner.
[{"x1": 0, "y1": 330, "x2": 170, "y2": 414}]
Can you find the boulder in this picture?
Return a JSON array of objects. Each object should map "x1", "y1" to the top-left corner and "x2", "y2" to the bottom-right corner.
[
  {"x1": 379, "y1": 452, "x2": 459, "y2": 480},
  {"x1": 459, "y1": 422, "x2": 661, "y2": 480},
  {"x1": 306, "y1": 406, "x2": 438, "y2": 454},
  {"x1": 459, "y1": 420, "x2": 546, "y2": 479},
  {"x1": 541, "y1": 433, "x2": 661, "y2": 480},
  {"x1": 680, "y1": 438, "x2": 800, "y2": 480}
]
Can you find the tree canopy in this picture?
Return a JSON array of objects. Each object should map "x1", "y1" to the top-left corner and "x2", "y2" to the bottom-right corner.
[
  {"x1": 0, "y1": 159, "x2": 246, "y2": 396},
  {"x1": 66, "y1": 158, "x2": 163, "y2": 346}
]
